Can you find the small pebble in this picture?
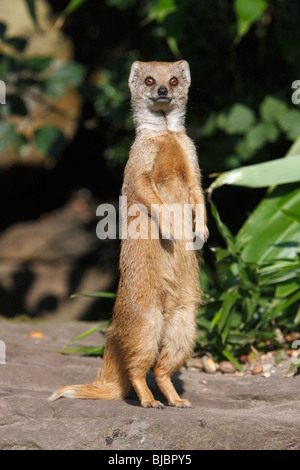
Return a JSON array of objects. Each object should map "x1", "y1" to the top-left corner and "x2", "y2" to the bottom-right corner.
[
  {"x1": 202, "y1": 356, "x2": 217, "y2": 374},
  {"x1": 252, "y1": 364, "x2": 263, "y2": 375},
  {"x1": 29, "y1": 330, "x2": 44, "y2": 339},
  {"x1": 239, "y1": 355, "x2": 248, "y2": 364},
  {"x1": 262, "y1": 363, "x2": 273, "y2": 372},
  {"x1": 219, "y1": 361, "x2": 236, "y2": 374}
]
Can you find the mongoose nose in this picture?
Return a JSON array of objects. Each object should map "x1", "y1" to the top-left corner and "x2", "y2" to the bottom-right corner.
[{"x1": 157, "y1": 86, "x2": 168, "y2": 96}]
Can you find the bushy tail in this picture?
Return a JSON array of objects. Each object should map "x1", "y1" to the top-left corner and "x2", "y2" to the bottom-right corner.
[
  {"x1": 48, "y1": 335, "x2": 130, "y2": 402},
  {"x1": 48, "y1": 382, "x2": 127, "y2": 401}
]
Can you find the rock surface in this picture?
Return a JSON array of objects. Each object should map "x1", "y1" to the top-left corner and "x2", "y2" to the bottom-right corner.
[{"x1": 0, "y1": 320, "x2": 300, "y2": 450}]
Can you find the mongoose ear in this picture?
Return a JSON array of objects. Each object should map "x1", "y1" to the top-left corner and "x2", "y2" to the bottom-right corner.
[
  {"x1": 176, "y1": 60, "x2": 191, "y2": 87},
  {"x1": 129, "y1": 61, "x2": 142, "y2": 90}
]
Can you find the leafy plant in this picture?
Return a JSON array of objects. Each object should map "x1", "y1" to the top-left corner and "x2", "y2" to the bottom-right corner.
[
  {"x1": 197, "y1": 139, "x2": 300, "y2": 363},
  {"x1": 201, "y1": 96, "x2": 300, "y2": 169},
  {"x1": 57, "y1": 323, "x2": 108, "y2": 356},
  {"x1": 234, "y1": 0, "x2": 267, "y2": 41},
  {"x1": 0, "y1": 2, "x2": 86, "y2": 164}
]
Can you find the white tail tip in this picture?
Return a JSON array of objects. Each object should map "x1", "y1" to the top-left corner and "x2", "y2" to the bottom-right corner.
[{"x1": 48, "y1": 389, "x2": 77, "y2": 401}]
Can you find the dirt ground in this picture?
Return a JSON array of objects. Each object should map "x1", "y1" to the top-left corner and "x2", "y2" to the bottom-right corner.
[{"x1": 0, "y1": 319, "x2": 300, "y2": 450}]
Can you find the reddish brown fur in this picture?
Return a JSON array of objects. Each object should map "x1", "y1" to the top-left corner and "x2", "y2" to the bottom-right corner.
[{"x1": 48, "y1": 61, "x2": 208, "y2": 408}]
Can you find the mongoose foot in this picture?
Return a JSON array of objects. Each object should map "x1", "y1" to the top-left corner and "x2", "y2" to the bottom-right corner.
[
  {"x1": 141, "y1": 399, "x2": 165, "y2": 409},
  {"x1": 168, "y1": 398, "x2": 193, "y2": 408}
]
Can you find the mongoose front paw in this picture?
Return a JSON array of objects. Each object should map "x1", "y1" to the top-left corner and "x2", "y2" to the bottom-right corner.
[{"x1": 195, "y1": 224, "x2": 209, "y2": 244}]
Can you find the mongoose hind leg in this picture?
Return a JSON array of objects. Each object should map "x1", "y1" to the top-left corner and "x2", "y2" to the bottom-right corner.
[
  {"x1": 122, "y1": 307, "x2": 165, "y2": 408},
  {"x1": 129, "y1": 374, "x2": 165, "y2": 409},
  {"x1": 154, "y1": 305, "x2": 197, "y2": 408}
]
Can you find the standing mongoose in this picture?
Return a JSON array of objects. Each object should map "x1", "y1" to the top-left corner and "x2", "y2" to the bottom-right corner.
[{"x1": 49, "y1": 60, "x2": 208, "y2": 408}]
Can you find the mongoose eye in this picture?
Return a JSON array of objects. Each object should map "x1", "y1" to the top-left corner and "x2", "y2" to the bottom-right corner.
[
  {"x1": 145, "y1": 77, "x2": 155, "y2": 86},
  {"x1": 169, "y1": 77, "x2": 178, "y2": 86}
]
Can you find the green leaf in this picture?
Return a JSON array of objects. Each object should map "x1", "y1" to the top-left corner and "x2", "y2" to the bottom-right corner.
[
  {"x1": 34, "y1": 126, "x2": 66, "y2": 158},
  {"x1": 260, "y1": 96, "x2": 288, "y2": 123},
  {"x1": 70, "y1": 292, "x2": 116, "y2": 299},
  {"x1": 238, "y1": 185, "x2": 300, "y2": 263},
  {"x1": 275, "y1": 280, "x2": 300, "y2": 298},
  {"x1": 44, "y1": 61, "x2": 86, "y2": 98},
  {"x1": 57, "y1": 346, "x2": 104, "y2": 356},
  {"x1": 294, "y1": 305, "x2": 300, "y2": 325},
  {"x1": 220, "y1": 348, "x2": 243, "y2": 371},
  {"x1": 226, "y1": 331, "x2": 256, "y2": 346},
  {"x1": 210, "y1": 155, "x2": 300, "y2": 190},
  {"x1": 245, "y1": 297, "x2": 258, "y2": 322},
  {"x1": 201, "y1": 113, "x2": 217, "y2": 137},
  {"x1": 209, "y1": 200, "x2": 236, "y2": 252},
  {"x1": 283, "y1": 362, "x2": 299, "y2": 378},
  {"x1": 286, "y1": 136, "x2": 300, "y2": 157},
  {"x1": 234, "y1": 138, "x2": 255, "y2": 161},
  {"x1": 234, "y1": 0, "x2": 267, "y2": 39},
  {"x1": 218, "y1": 103, "x2": 256, "y2": 135},
  {"x1": 281, "y1": 208, "x2": 300, "y2": 223},
  {"x1": 48, "y1": 61, "x2": 86, "y2": 86},
  {"x1": 258, "y1": 260, "x2": 300, "y2": 286},
  {"x1": 63, "y1": 0, "x2": 88, "y2": 16},
  {"x1": 23, "y1": 56, "x2": 52, "y2": 71},
  {"x1": 65, "y1": 323, "x2": 109, "y2": 346},
  {"x1": 0, "y1": 122, "x2": 16, "y2": 151},
  {"x1": 245, "y1": 122, "x2": 279, "y2": 151},
  {"x1": 44, "y1": 80, "x2": 66, "y2": 99},
  {"x1": 166, "y1": 36, "x2": 180, "y2": 57},
  {"x1": 257, "y1": 289, "x2": 300, "y2": 327},
  {"x1": 211, "y1": 247, "x2": 231, "y2": 263},
  {"x1": 216, "y1": 293, "x2": 240, "y2": 336},
  {"x1": 277, "y1": 109, "x2": 300, "y2": 140},
  {"x1": 147, "y1": 0, "x2": 177, "y2": 23}
]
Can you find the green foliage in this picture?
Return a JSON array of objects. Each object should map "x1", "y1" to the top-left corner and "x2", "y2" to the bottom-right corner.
[
  {"x1": 201, "y1": 96, "x2": 300, "y2": 169},
  {"x1": 33, "y1": 126, "x2": 66, "y2": 159},
  {"x1": 61, "y1": 0, "x2": 89, "y2": 16},
  {"x1": 70, "y1": 292, "x2": 116, "y2": 299},
  {"x1": 145, "y1": 0, "x2": 193, "y2": 56},
  {"x1": 234, "y1": 0, "x2": 267, "y2": 40},
  {"x1": 0, "y1": 17, "x2": 86, "y2": 162},
  {"x1": 198, "y1": 140, "x2": 300, "y2": 361},
  {"x1": 57, "y1": 323, "x2": 108, "y2": 356},
  {"x1": 210, "y1": 154, "x2": 300, "y2": 190},
  {"x1": 44, "y1": 61, "x2": 85, "y2": 98},
  {"x1": 0, "y1": 122, "x2": 16, "y2": 151}
]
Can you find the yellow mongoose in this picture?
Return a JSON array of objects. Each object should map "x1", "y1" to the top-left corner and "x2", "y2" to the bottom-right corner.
[{"x1": 49, "y1": 60, "x2": 208, "y2": 408}]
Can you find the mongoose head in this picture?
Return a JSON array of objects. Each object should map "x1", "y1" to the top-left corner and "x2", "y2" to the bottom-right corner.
[{"x1": 129, "y1": 61, "x2": 191, "y2": 128}]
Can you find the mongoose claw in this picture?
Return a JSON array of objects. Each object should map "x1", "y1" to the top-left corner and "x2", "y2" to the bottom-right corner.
[
  {"x1": 141, "y1": 399, "x2": 165, "y2": 409},
  {"x1": 168, "y1": 398, "x2": 193, "y2": 408}
]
